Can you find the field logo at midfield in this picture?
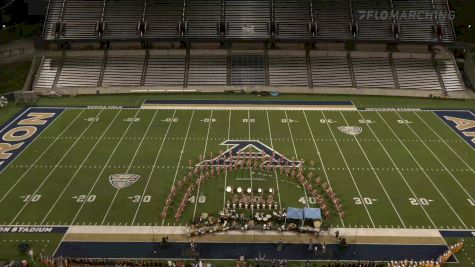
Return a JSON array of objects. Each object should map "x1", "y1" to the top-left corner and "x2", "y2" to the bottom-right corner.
[
  {"x1": 434, "y1": 110, "x2": 475, "y2": 149},
  {"x1": 338, "y1": 126, "x2": 363, "y2": 136},
  {"x1": 0, "y1": 108, "x2": 63, "y2": 173},
  {"x1": 109, "y1": 173, "x2": 140, "y2": 189},
  {"x1": 197, "y1": 140, "x2": 301, "y2": 167}
]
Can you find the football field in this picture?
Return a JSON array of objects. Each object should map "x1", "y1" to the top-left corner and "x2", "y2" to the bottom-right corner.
[{"x1": 0, "y1": 105, "x2": 474, "y2": 231}]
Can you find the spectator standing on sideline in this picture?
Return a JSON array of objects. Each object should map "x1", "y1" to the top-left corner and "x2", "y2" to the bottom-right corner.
[
  {"x1": 277, "y1": 239, "x2": 283, "y2": 251},
  {"x1": 308, "y1": 238, "x2": 313, "y2": 251}
]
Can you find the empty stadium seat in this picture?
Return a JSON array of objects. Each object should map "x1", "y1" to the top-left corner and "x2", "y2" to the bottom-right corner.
[
  {"x1": 231, "y1": 53, "x2": 266, "y2": 85},
  {"x1": 188, "y1": 52, "x2": 227, "y2": 86},
  {"x1": 437, "y1": 59, "x2": 464, "y2": 91},
  {"x1": 57, "y1": 57, "x2": 103, "y2": 88},
  {"x1": 310, "y1": 52, "x2": 353, "y2": 87},
  {"x1": 43, "y1": 0, "x2": 63, "y2": 40},
  {"x1": 273, "y1": 0, "x2": 312, "y2": 40},
  {"x1": 103, "y1": 0, "x2": 143, "y2": 39},
  {"x1": 185, "y1": 0, "x2": 222, "y2": 39},
  {"x1": 352, "y1": 0, "x2": 394, "y2": 41},
  {"x1": 61, "y1": 0, "x2": 103, "y2": 39},
  {"x1": 35, "y1": 57, "x2": 60, "y2": 90},
  {"x1": 144, "y1": 0, "x2": 184, "y2": 39},
  {"x1": 352, "y1": 53, "x2": 395, "y2": 88},
  {"x1": 225, "y1": 0, "x2": 270, "y2": 39},
  {"x1": 145, "y1": 52, "x2": 186, "y2": 86},
  {"x1": 393, "y1": 55, "x2": 442, "y2": 90},
  {"x1": 102, "y1": 54, "x2": 144, "y2": 86},
  {"x1": 269, "y1": 51, "x2": 308, "y2": 86}
]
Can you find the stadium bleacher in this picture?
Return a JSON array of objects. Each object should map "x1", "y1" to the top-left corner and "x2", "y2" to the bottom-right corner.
[
  {"x1": 43, "y1": 0, "x2": 455, "y2": 43},
  {"x1": 35, "y1": 0, "x2": 467, "y2": 97},
  {"x1": 33, "y1": 50, "x2": 464, "y2": 94}
]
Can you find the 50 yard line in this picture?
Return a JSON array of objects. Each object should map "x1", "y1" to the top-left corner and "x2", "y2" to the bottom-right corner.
[
  {"x1": 222, "y1": 110, "x2": 232, "y2": 211},
  {"x1": 265, "y1": 110, "x2": 282, "y2": 210}
]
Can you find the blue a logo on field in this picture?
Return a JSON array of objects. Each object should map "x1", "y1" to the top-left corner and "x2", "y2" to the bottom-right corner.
[
  {"x1": 197, "y1": 140, "x2": 301, "y2": 167},
  {"x1": 0, "y1": 108, "x2": 63, "y2": 172},
  {"x1": 434, "y1": 110, "x2": 475, "y2": 148}
]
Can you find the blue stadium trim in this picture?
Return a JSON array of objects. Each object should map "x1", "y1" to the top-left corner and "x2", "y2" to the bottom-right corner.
[
  {"x1": 0, "y1": 226, "x2": 68, "y2": 234},
  {"x1": 0, "y1": 107, "x2": 64, "y2": 173},
  {"x1": 143, "y1": 99, "x2": 354, "y2": 106},
  {"x1": 439, "y1": 230, "x2": 475, "y2": 238},
  {"x1": 433, "y1": 110, "x2": 475, "y2": 149},
  {"x1": 55, "y1": 241, "x2": 454, "y2": 262}
]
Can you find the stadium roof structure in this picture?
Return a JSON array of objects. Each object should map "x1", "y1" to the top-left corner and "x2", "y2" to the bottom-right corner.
[{"x1": 42, "y1": 0, "x2": 456, "y2": 44}]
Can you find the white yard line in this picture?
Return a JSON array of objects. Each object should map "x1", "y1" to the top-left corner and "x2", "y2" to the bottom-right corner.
[
  {"x1": 247, "y1": 110, "x2": 255, "y2": 216},
  {"x1": 161, "y1": 110, "x2": 195, "y2": 226},
  {"x1": 192, "y1": 111, "x2": 213, "y2": 220},
  {"x1": 412, "y1": 112, "x2": 475, "y2": 202},
  {"x1": 265, "y1": 110, "x2": 282, "y2": 209},
  {"x1": 9, "y1": 109, "x2": 105, "y2": 225},
  {"x1": 40, "y1": 110, "x2": 123, "y2": 225},
  {"x1": 101, "y1": 110, "x2": 158, "y2": 225},
  {"x1": 283, "y1": 110, "x2": 309, "y2": 206},
  {"x1": 302, "y1": 110, "x2": 345, "y2": 227},
  {"x1": 377, "y1": 112, "x2": 467, "y2": 228},
  {"x1": 339, "y1": 111, "x2": 406, "y2": 228},
  {"x1": 222, "y1": 110, "x2": 232, "y2": 211},
  {"x1": 70, "y1": 109, "x2": 142, "y2": 225},
  {"x1": 52, "y1": 230, "x2": 67, "y2": 257},
  {"x1": 131, "y1": 110, "x2": 177, "y2": 225},
  {"x1": 0, "y1": 110, "x2": 82, "y2": 204},
  {"x1": 320, "y1": 111, "x2": 375, "y2": 227},
  {"x1": 356, "y1": 111, "x2": 437, "y2": 228}
]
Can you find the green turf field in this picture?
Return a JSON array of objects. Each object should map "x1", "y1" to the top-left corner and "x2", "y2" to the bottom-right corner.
[{"x1": 0, "y1": 106, "x2": 474, "y2": 230}]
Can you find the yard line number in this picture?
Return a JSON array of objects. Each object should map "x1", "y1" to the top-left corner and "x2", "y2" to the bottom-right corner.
[
  {"x1": 188, "y1": 195, "x2": 206, "y2": 203},
  {"x1": 409, "y1": 197, "x2": 433, "y2": 206},
  {"x1": 320, "y1": 119, "x2": 336, "y2": 124},
  {"x1": 21, "y1": 195, "x2": 41, "y2": 202},
  {"x1": 299, "y1": 197, "x2": 317, "y2": 205},
  {"x1": 163, "y1": 118, "x2": 179, "y2": 123},
  {"x1": 74, "y1": 195, "x2": 96, "y2": 203},
  {"x1": 130, "y1": 195, "x2": 151, "y2": 203},
  {"x1": 354, "y1": 197, "x2": 377, "y2": 205}
]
